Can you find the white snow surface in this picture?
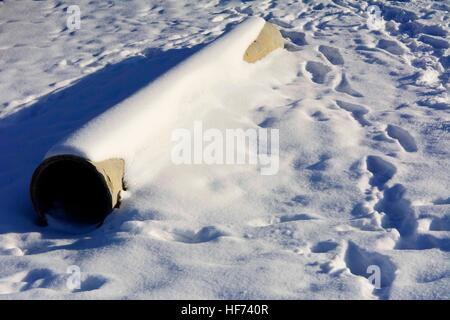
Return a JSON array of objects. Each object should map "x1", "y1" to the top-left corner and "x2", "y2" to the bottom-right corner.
[
  {"x1": 46, "y1": 17, "x2": 268, "y2": 164},
  {"x1": 0, "y1": 0, "x2": 449, "y2": 299}
]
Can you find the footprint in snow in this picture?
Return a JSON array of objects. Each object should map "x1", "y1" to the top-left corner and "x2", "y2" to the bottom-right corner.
[
  {"x1": 305, "y1": 61, "x2": 331, "y2": 84},
  {"x1": 172, "y1": 226, "x2": 227, "y2": 244},
  {"x1": 375, "y1": 183, "x2": 417, "y2": 238},
  {"x1": 376, "y1": 39, "x2": 405, "y2": 56},
  {"x1": 428, "y1": 215, "x2": 450, "y2": 232},
  {"x1": 433, "y1": 197, "x2": 450, "y2": 206},
  {"x1": 386, "y1": 124, "x2": 418, "y2": 152},
  {"x1": 336, "y1": 100, "x2": 371, "y2": 127},
  {"x1": 344, "y1": 241, "x2": 396, "y2": 299},
  {"x1": 289, "y1": 195, "x2": 311, "y2": 206},
  {"x1": 310, "y1": 110, "x2": 330, "y2": 122},
  {"x1": 258, "y1": 116, "x2": 278, "y2": 128},
  {"x1": 366, "y1": 155, "x2": 397, "y2": 190},
  {"x1": 335, "y1": 73, "x2": 363, "y2": 98},
  {"x1": 311, "y1": 240, "x2": 338, "y2": 253},
  {"x1": 281, "y1": 30, "x2": 307, "y2": 51},
  {"x1": 0, "y1": 268, "x2": 59, "y2": 293},
  {"x1": 306, "y1": 154, "x2": 331, "y2": 171},
  {"x1": 0, "y1": 235, "x2": 24, "y2": 256},
  {"x1": 0, "y1": 268, "x2": 108, "y2": 294},
  {"x1": 418, "y1": 35, "x2": 449, "y2": 50},
  {"x1": 74, "y1": 275, "x2": 108, "y2": 293},
  {"x1": 277, "y1": 213, "x2": 317, "y2": 223},
  {"x1": 318, "y1": 45, "x2": 344, "y2": 65}
]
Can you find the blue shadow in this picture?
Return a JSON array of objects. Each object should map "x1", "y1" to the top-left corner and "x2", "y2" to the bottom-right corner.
[{"x1": 0, "y1": 44, "x2": 204, "y2": 234}]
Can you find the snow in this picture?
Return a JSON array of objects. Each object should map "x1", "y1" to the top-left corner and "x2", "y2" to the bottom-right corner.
[
  {"x1": 0, "y1": 0, "x2": 449, "y2": 299},
  {"x1": 46, "y1": 17, "x2": 269, "y2": 163}
]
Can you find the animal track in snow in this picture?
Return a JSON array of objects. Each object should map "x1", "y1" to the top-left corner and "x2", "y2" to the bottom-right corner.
[
  {"x1": 335, "y1": 73, "x2": 363, "y2": 98},
  {"x1": 318, "y1": 45, "x2": 344, "y2": 65},
  {"x1": 386, "y1": 124, "x2": 418, "y2": 152},
  {"x1": 336, "y1": 100, "x2": 370, "y2": 127},
  {"x1": 305, "y1": 61, "x2": 331, "y2": 84}
]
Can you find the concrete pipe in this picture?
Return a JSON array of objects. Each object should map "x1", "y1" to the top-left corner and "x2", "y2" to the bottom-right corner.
[
  {"x1": 30, "y1": 155, "x2": 124, "y2": 225},
  {"x1": 29, "y1": 17, "x2": 284, "y2": 227},
  {"x1": 244, "y1": 22, "x2": 284, "y2": 63}
]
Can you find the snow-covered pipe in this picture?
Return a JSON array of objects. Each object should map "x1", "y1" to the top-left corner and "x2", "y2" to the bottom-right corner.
[
  {"x1": 30, "y1": 17, "x2": 284, "y2": 226},
  {"x1": 30, "y1": 155, "x2": 124, "y2": 225}
]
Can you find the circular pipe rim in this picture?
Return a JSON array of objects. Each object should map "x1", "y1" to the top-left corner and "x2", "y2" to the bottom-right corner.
[{"x1": 30, "y1": 155, "x2": 113, "y2": 225}]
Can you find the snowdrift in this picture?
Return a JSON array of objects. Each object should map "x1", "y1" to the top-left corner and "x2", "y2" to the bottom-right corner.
[{"x1": 30, "y1": 17, "x2": 284, "y2": 226}]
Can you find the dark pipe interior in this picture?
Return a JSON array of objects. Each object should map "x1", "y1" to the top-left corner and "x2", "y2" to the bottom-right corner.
[{"x1": 30, "y1": 156, "x2": 112, "y2": 225}]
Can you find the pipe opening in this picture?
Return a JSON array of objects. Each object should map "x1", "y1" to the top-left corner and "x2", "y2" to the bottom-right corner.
[{"x1": 30, "y1": 155, "x2": 113, "y2": 226}]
